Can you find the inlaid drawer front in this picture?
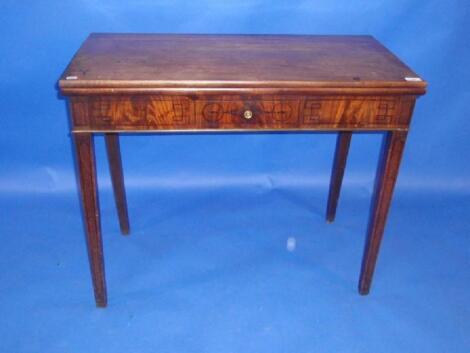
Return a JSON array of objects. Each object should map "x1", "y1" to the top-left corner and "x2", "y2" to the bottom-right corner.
[
  {"x1": 70, "y1": 95, "x2": 414, "y2": 131},
  {"x1": 195, "y1": 97, "x2": 301, "y2": 128}
]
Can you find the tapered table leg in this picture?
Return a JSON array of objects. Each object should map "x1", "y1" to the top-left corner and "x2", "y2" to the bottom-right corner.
[
  {"x1": 359, "y1": 131, "x2": 408, "y2": 295},
  {"x1": 326, "y1": 132, "x2": 352, "y2": 222},
  {"x1": 105, "y1": 133, "x2": 130, "y2": 235},
  {"x1": 74, "y1": 133, "x2": 107, "y2": 307}
]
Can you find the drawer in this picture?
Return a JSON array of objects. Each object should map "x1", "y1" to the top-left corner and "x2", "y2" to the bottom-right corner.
[
  {"x1": 194, "y1": 97, "x2": 301, "y2": 129},
  {"x1": 70, "y1": 95, "x2": 414, "y2": 131}
]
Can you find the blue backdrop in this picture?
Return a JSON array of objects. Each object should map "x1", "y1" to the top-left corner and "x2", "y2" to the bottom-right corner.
[{"x1": 0, "y1": 1, "x2": 469, "y2": 352}]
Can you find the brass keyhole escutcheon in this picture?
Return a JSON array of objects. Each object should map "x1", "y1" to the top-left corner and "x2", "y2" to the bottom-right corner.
[{"x1": 243, "y1": 110, "x2": 253, "y2": 120}]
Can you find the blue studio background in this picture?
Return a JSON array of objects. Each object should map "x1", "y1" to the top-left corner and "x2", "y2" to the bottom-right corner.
[{"x1": 0, "y1": 1, "x2": 469, "y2": 352}]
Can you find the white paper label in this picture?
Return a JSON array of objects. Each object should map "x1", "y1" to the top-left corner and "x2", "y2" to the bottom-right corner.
[
  {"x1": 66, "y1": 76, "x2": 78, "y2": 80},
  {"x1": 404, "y1": 77, "x2": 422, "y2": 82}
]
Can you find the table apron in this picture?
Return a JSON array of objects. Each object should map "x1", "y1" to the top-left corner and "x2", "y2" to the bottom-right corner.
[{"x1": 69, "y1": 94, "x2": 416, "y2": 132}]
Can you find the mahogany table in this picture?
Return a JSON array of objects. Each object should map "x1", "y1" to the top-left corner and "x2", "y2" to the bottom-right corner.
[{"x1": 59, "y1": 33, "x2": 426, "y2": 307}]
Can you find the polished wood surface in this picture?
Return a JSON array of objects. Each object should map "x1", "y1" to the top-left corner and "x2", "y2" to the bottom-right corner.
[
  {"x1": 69, "y1": 94, "x2": 415, "y2": 132},
  {"x1": 105, "y1": 134, "x2": 130, "y2": 235},
  {"x1": 359, "y1": 131, "x2": 408, "y2": 294},
  {"x1": 327, "y1": 132, "x2": 352, "y2": 222},
  {"x1": 74, "y1": 134, "x2": 107, "y2": 307},
  {"x1": 60, "y1": 34, "x2": 426, "y2": 306},
  {"x1": 59, "y1": 34, "x2": 425, "y2": 95}
]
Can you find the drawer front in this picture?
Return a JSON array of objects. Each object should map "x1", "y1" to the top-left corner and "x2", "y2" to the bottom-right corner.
[
  {"x1": 70, "y1": 95, "x2": 414, "y2": 131},
  {"x1": 195, "y1": 97, "x2": 301, "y2": 129}
]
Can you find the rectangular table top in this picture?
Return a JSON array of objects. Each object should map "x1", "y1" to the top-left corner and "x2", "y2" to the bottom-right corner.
[{"x1": 59, "y1": 33, "x2": 426, "y2": 95}]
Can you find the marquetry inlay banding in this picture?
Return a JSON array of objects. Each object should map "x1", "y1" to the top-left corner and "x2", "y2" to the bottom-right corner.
[
  {"x1": 376, "y1": 102, "x2": 395, "y2": 123},
  {"x1": 259, "y1": 101, "x2": 296, "y2": 123},
  {"x1": 302, "y1": 97, "x2": 401, "y2": 127},
  {"x1": 202, "y1": 103, "x2": 224, "y2": 122}
]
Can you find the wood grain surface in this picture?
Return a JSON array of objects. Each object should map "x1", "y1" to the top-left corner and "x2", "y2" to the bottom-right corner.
[
  {"x1": 69, "y1": 94, "x2": 416, "y2": 131},
  {"x1": 74, "y1": 133, "x2": 107, "y2": 307},
  {"x1": 59, "y1": 34, "x2": 426, "y2": 95}
]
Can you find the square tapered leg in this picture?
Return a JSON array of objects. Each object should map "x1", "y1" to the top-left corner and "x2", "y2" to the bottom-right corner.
[
  {"x1": 326, "y1": 132, "x2": 352, "y2": 222},
  {"x1": 359, "y1": 131, "x2": 408, "y2": 295},
  {"x1": 105, "y1": 133, "x2": 130, "y2": 235},
  {"x1": 74, "y1": 133, "x2": 107, "y2": 307}
]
